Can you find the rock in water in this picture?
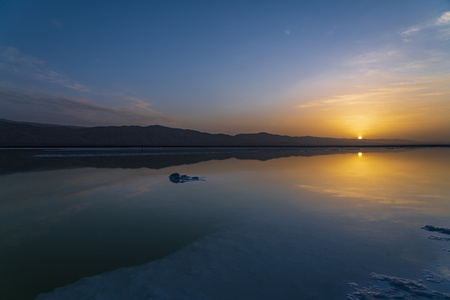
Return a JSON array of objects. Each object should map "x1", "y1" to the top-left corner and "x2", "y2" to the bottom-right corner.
[
  {"x1": 169, "y1": 173, "x2": 204, "y2": 183},
  {"x1": 169, "y1": 173, "x2": 180, "y2": 183}
]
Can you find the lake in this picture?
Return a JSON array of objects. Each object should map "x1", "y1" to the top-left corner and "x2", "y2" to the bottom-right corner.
[{"x1": 1, "y1": 147, "x2": 450, "y2": 299}]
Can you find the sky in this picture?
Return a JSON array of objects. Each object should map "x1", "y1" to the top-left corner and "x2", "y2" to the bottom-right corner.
[{"x1": 1, "y1": 0, "x2": 449, "y2": 142}]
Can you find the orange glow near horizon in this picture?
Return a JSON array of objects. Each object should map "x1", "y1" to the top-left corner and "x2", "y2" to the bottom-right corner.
[
  {"x1": 286, "y1": 75, "x2": 450, "y2": 143},
  {"x1": 202, "y1": 76, "x2": 450, "y2": 143}
]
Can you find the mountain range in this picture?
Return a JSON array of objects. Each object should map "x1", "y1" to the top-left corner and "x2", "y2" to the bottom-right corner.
[{"x1": 0, "y1": 119, "x2": 418, "y2": 147}]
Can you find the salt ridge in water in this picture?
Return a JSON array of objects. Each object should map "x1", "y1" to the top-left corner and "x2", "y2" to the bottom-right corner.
[
  {"x1": 35, "y1": 202, "x2": 363, "y2": 299},
  {"x1": 35, "y1": 223, "x2": 450, "y2": 299}
]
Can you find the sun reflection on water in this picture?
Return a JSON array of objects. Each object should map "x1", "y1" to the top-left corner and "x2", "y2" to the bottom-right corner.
[{"x1": 287, "y1": 148, "x2": 450, "y2": 215}]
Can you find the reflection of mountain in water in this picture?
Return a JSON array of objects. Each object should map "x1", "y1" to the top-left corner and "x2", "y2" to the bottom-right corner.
[{"x1": 0, "y1": 147, "x2": 414, "y2": 175}]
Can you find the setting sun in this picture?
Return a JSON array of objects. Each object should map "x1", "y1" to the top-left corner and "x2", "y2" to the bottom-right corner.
[{"x1": 358, "y1": 136, "x2": 363, "y2": 140}]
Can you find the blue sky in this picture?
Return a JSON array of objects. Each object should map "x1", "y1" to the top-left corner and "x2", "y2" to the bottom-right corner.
[{"x1": 1, "y1": 0, "x2": 449, "y2": 142}]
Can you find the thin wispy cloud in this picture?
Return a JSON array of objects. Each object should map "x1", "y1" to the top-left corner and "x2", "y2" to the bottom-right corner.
[
  {"x1": 297, "y1": 78, "x2": 449, "y2": 110},
  {"x1": 122, "y1": 96, "x2": 158, "y2": 112},
  {"x1": 344, "y1": 48, "x2": 399, "y2": 69},
  {"x1": 34, "y1": 69, "x2": 90, "y2": 92},
  {"x1": 0, "y1": 87, "x2": 171, "y2": 126},
  {"x1": 0, "y1": 46, "x2": 44, "y2": 67},
  {"x1": 401, "y1": 10, "x2": 450, "y2": 40},
  {"x1": 435, "y1": 11, "x2": 450, "y2": 26},
  {"x1": 0, "y1": 46, "x2": 89, "y2": 92},
  {"x1": 343, "y1": 48, "x2": 450, "y2": 80},
  {"x1": 401, "y1": 26, "x2": 420, "y2": 36}
]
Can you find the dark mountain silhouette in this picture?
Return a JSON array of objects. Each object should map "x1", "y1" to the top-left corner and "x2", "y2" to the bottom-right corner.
[{"x1": 0, "y1": 119, "x2": 417, "y2": 147}]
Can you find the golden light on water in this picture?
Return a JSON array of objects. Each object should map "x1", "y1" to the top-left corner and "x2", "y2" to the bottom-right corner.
[{"x1": 290, "y1": 148, "x2": 450, "y2": 212}]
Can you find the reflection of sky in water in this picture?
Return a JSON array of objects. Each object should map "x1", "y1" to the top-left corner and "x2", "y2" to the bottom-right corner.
[
  {"x1": 292, "y1": 148, "x2": 450, "y2": 215},
  {"x1": 1, "y1": 148, "x2": 450, "y2": 299}
]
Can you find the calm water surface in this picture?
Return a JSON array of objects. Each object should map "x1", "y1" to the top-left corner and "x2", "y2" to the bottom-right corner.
[{"x1": 1, "y1": 147, "x2": 450, "y2": 299}]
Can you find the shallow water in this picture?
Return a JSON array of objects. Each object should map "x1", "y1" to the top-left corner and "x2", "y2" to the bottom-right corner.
[{"x1": 1, "y1": 147, "x2": 450, "y2": 299}]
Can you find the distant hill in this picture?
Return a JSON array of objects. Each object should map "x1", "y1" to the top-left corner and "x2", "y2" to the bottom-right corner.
[{"x1": 0, "y1": 119, "x2": 418, "y2": 147}]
